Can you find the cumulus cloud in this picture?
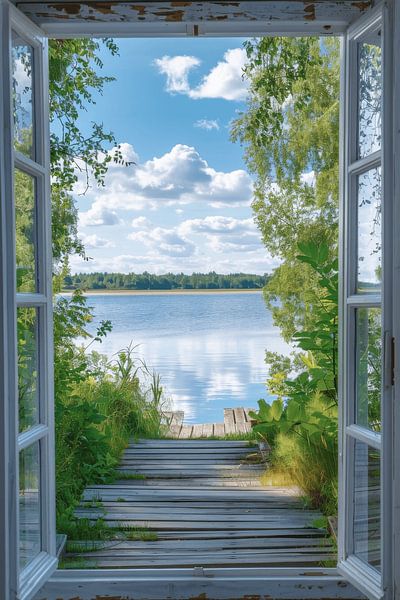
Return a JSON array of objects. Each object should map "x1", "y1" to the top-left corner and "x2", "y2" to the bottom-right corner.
[
  {"x1": 128, "y1": 226, "x2": 195, "y2": 258},
  {"x1": 180, "y1": 215, "x2": 255, "y2": 235},
  {"x1": 190, "y1": 49, "x2": 248, "y2": 101},
  {"x1": 153, "y1": 55, "x2": 200, "y2": 94},
  {"x1": 75, "y1": 143, "x2": 253, "y2": 219},
  {"x1": 179, "y1": 216, "x2": 261, "y2": 254},
  {"x1": 131, "y1": 216, "x2": 152, "y2": 229},
  {"x1": 80, "y1": 234, "x2": 114, "y2": 249},
  {"x1": 79, "y1": 204, "x2": 121, "y2": 227},
  {"x1": 154, "y1": 48, "x2": 248, "y2": 101},
  {"x1": 194, "y1": 119, "x2": 220, "y2": 131}
]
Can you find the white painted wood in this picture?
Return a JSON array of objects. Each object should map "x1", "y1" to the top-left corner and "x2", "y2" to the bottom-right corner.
[
  {"x1": 0, "y1": 2, "x2": 57, "y2": 598},
  {"x1": 35, "y1": 568, "x2": 364, "y2": 600},
  {"x1": 392, "y1": 2, "x2": 400, "y2": 598},
  {"x1": 338, "y1": 3, "x2": 394, "y2": 599}
]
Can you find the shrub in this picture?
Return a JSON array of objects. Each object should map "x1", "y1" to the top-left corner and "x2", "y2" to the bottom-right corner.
[
  {"x1": 54, "y1": 291, "x2": 166, "y2": 529},
  {"x1": 250, "y1": 241, "x2": 339, "y2": 515}
]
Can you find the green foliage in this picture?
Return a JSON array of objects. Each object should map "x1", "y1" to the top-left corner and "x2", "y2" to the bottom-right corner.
[
  {"x1": 49, "y1": 38, "x2": 133, "y2": 290},
  {"x1": 250, "y1": 243, "x2": 338, "y2": 514},
  {"x1": 54, "y1": 291, "x2": 166, "y2": 530},
  {"x1": 64, "y1": 271, "x2": 271, "y2": 291},
  {"x1": 233, "y1": 37, "x2": 340, "y2": 340}
]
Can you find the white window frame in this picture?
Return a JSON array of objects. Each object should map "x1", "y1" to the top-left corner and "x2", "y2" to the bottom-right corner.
[
  {"x1": 337, "y1": 3, "x2": 394, "y2": 599},
  {"x1": 0, "y1": 0, "x2": 398, "y2": 599},
  {"x1": 0, "y1": 2, "x2": 57, "y2": 599}
]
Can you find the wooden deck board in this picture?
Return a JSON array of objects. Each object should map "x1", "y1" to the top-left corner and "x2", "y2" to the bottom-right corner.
[{"x1": 68, "y1": 438, "x2": 333, "y2": 569}]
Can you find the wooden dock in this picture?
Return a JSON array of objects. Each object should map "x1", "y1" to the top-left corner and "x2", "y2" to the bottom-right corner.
[
  {"x1": 164, "y1": 407, "x2": 255, "y2": 438},
  {"x1": 66, "y1": 439, "x2": 335, "y2": 569}
]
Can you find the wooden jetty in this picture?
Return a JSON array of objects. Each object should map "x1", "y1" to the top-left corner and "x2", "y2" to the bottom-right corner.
[
  {"x1": 66, "y1": 438, "x2": 335, "y2": 569},
  {"x1": 164, "y1": 407, "x2": 255, "y2": 438}
]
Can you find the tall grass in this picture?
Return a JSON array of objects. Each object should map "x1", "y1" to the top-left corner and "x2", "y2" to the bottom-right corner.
[{"x1": 54, "y1": 296, "x2": 169, "y2": 533}]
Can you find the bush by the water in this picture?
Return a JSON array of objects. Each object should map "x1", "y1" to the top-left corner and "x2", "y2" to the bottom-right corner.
[
  {"x1": 53, "y1": 291, "x2": 166, "y2": 531},
  {"x1": 250, "y1": 242, "x2": 339, "y2": 515},
  {"x1": 250, "y1": 242, "x2": 381, "y2": 515}
]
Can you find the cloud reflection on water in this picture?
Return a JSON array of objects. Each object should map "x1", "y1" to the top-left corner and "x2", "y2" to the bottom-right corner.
[{"x1": 79, "y1": 293, "x2": 291, "y2": 423}]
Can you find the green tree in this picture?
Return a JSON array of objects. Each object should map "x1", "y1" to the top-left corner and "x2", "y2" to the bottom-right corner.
[
  {"x1": 232, "y1": 37, "x2": 340, "y2": 341},
  {"x1": 49, "y1": 38, "x2": 133, "y2": 290}
]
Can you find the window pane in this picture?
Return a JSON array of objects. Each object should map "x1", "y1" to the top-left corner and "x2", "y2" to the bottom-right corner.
[
  {"x1": 12, "y1": 33, "x2": 35, "y2": 159},
  {"x1": 355, "y1": 308, "x2": 381, "y2": 432},
  {"x1": 18, "y1": 308, "x2": 39, "y2": 433},
  {"x1": 15, "y1": 169, "x2": 37, "y2": 293},
  {"x1": 358, "y1": 33, "x2": 382, "y2": 158},
  {"x1": 353, "y1": 442, "x2": 381, "y2": 571},
  {"x1": 357, "y1": 167, "x2": 381, "y2": 293},
  {"x1": 19, "y1": 442, "x2": 41, "y2": 570}
]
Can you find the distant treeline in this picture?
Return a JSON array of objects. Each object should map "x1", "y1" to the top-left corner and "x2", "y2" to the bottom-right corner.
[{"x1": 64, "y1": 271, "x2": 271, "y2": 291}]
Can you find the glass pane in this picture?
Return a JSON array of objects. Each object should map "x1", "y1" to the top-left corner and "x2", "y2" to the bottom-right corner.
[
  {"x1": 12, "y1": 33, "x2": 35, "y2": 159},
  {"x1": 19, "y1": 442, "x2": 41, "y2": 570},
  {"x1": 358, "y1": 32, "x2": 382, "y2": 158},
  {"x1": 18, "y1": 308, "x2": 39, "y2": 433},
  {"x1": 353, "y1": 441, "x2": 381, "y2": 571},
  {"x1": 357, "y1": 167, "x2": 381, "y2": 293},
  {"x1": 355, "y1": 308, "x2": 381, "y2": 431},
  {"x1": 15, "y1": 169, "x2": 37, "y2": 293}
]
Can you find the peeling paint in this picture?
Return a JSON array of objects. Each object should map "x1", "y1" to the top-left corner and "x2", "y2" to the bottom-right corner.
[
  {"x1": 17, "y1": 0, "x2": 373, "y2": 26},
  {"x1": 303, "y1": 3, "x2": 316, "y2": 21},
  {"x1": 351, "y1": 1, "x2": 370, "y2": 11}
]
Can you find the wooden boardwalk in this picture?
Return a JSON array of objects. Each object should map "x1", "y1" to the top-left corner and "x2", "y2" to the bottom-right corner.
[
  {"x1": 66, "y1": 439, "x2": 335, "y2": 569},
  {"x1": 165, "y1": 407, "x2": 255, "y2": 438}
]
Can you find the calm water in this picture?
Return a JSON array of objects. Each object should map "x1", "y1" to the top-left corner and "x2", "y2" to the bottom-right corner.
[{"x1": 79, "y1": 292, "x2": 290, "y2": 423}]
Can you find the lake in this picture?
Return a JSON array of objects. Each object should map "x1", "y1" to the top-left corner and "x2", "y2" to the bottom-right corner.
[{"x1": 79, "y1": 291, "x2": 290, "y2": 424}]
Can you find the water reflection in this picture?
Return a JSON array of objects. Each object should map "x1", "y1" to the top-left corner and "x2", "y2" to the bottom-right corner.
[{"x1": 77, "y1": 293, "x2": 291, "y2": 423}]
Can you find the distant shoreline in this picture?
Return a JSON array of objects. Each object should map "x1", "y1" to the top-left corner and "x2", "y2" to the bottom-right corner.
[{"x1": 60, "y1": 288, "x2": 263, "y2": 297}]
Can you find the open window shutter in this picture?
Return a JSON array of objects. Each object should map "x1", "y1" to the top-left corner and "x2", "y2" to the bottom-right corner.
[
  {"x1": 0, "y1": 1, "x2": 57, "y2": 598},
  {"x1": 338, "y1": 2, "x2": 394, "y2": 599}
]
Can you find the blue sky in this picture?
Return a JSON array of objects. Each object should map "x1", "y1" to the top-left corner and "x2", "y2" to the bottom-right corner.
[{"x1": 69, "y1": 38, "x2": 278, "y2": 275}]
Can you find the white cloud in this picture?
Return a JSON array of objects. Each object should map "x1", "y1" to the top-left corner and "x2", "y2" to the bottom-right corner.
[
  {"x1": 179, "y1": 216, "x2": 261, "y2": 254},
  {"x1": 180, "y1": 215, "x2": 255, "y2": 235},
  {"x1": 79, "y1": 204, "x2": 121, "y2": 227},
  {"x1": 76, "y1": 143, "x2": 253, "y2": 218},
  {"x1": 128, "y1": 226, "x2": 195, "y2": 258},
  {"x1": 190, "y1": 49, "x2": 248, "y2": 101},
  {"x1": 131, "y1": 216, "x2": 151, "y2": 229},
  {"x1": 80, "y1": 234, "x2": 114, "y2": 249},
  {"x1": 194, "y1": 119, "x2": 220, "y2": 131},
  {"x1": 153, "y1": 55, "x2": 200, "y2": 94},
  {"x1": 154, "y1": 48, "x2": 248, "y2": 102}
]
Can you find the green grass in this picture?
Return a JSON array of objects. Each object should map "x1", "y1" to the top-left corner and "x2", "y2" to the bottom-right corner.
[
  {"x1": 114, "y1": 472, "x2": 146, "y2": 480},
  {"x1": 59, "y1": 556, "x2": 95, "y2": 569},
  {"x1": 117, "y1": 525, "x2": 158, "y2": 541},
  {"x1": 58, "y1": 516, "x2": 115, "y2": 541}
]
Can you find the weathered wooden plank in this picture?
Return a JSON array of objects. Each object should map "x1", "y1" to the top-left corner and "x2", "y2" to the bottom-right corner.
[
  {"x1": 234, "y1": 407, "x2": 250, "y2": 433},
  {"x1": 202, "y1": 423, "x2": 214, "y2": 437},
  {"x1": 70, "y1": 436, "x2": 335, "y2": 572},
  {"x1": 191, "y1": 423, "x2": 203, "y2": 438},
  {"x1": 224, "y1": 408, "x2": 236, "y2": 434},
  {"x1": 132, "y1": 439, "x2": 252, "y2": 446},
  {"x1": 213, "y1": 422, "x2": 225, "y2": 437},
  {"x1": 178, "y1": 424, "x2": 193, "y2": 439},
  {"x1": 38, "y1": 571, "x2": 364, "y2": 600},
  {"x1": 68, "y1": 537, "x2": 332, "y2": 551},
  {"x1": 21, "y1": 1, "x2": 372, "y2": 36},
  {"x1": 166, "y1": 424, "x2": 181, "y2": 438}
]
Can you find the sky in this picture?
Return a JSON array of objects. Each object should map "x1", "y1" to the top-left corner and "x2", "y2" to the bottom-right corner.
[{"x1": 68, "y1": 37, "x2": 279, "y2": 276}]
